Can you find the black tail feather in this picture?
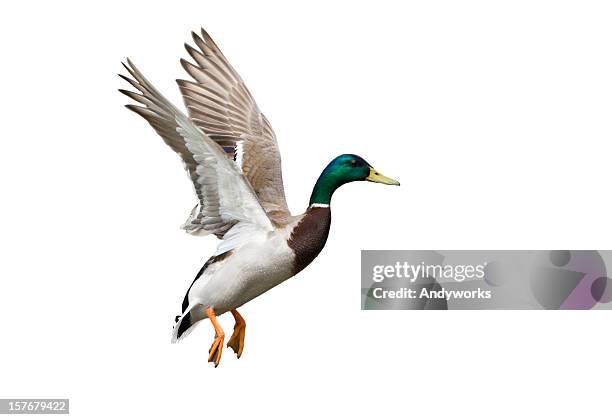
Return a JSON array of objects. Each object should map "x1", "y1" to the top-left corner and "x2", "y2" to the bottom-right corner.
[{"x1": 175, "y1": 312, "x2": 192, "y2": 341}]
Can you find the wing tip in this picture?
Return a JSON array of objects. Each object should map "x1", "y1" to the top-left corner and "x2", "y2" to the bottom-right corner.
[
  {"x1": 120, "y1": 58, "x2": 141, "y2": 81},
  {"x1": 124, "y1": 103, "x2": 141, "y2": 112},
  {"x1": 200, "y1": 27, "x2": 214, "y2": 44},
  {"x1": 184, "y1": 42, "x2": 199, "y2": 60},
  {"x1": 120, "y1": 57, "x2": 133, "y2": 69},
  {"x1": 180, "y1": 57, "x2": 194, "y2": 73},
  {"x1": 191, "y1": 30, "x2": 202, "y2": 43}
]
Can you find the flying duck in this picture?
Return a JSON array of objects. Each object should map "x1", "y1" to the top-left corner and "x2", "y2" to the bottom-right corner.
[{"x1": 119, "y1": 28, "x2": 399, "y2": 366}]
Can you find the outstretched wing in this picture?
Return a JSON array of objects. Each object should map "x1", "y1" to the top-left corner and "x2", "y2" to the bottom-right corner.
[
  {"x1": 177, "y1": 29, "x2": 292, "y2": 224},
  {"x1": 119, "y1": 59, "x2": 274, "y2": 252}
]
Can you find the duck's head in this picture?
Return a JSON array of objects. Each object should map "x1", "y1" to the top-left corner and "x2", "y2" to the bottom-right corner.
[{"x1": 309, "y1": 154, "x2": 399, "y2": 206}]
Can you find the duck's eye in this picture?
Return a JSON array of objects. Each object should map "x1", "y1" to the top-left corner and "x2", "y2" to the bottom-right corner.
[{"x1": 349, "y1": 159, "x2": 357, "y2": 167}]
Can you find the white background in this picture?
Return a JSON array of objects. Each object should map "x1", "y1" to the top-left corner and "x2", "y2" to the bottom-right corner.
[{"x1": 1, "y1": 1, "x2": 611, "y2": 418}]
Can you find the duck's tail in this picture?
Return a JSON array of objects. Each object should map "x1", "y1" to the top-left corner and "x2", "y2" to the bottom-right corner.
[
  {"x1": 171, "y1": 304, "x2": 204, "y2": 343},
  {"x1": 171, "y1": 252, "x2": 233, "y2": 342}
]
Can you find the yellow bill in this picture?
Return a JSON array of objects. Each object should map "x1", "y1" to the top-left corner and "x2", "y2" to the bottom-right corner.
[{"x1": 366, "y1": 168, "x2": 400, "y2": 186}]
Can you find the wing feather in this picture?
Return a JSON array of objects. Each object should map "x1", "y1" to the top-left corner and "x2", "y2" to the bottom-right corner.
[
  {"x1": 178, "y1": 29, "x2": 292, "y2": 225},
  {"x1": 119, "y1": 59, "x2": 274, "y2": 249}
]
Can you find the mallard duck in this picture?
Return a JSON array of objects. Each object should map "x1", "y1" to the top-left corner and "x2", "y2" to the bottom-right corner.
[{"x1": 119, "y1": 28, "x2": 399, "y2": 367}]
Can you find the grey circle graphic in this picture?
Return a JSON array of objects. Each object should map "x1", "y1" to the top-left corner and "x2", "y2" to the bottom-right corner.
[
  {"x1": 591, "y1": 276, "x2": 612, "y2": 303},
  {"x1": 484, "y1": 261, "x2": 505, "y2": 287},
  {"x1": 531, "y1": 250, "x2": 607, "y2": 309},
  {"x1": 550, "y1": 250, "x2": 571, "y2": 267}
]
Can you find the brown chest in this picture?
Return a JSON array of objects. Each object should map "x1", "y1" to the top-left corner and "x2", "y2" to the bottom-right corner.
[{"x1": 287, "y1": 207, "x2": 332, "y2": 274}]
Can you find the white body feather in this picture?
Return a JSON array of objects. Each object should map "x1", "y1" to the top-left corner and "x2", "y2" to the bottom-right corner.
[
  {"x1": 194, "y1": 229, "x2": 294, "y2": 313},
  {"x1": 171, "y1": 221, "x2": 300, "y2": 342}
]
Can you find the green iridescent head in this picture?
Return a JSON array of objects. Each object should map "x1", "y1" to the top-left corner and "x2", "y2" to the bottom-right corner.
[{"x1": 309, "y1": 154, "x2": 400, "y2": 206}]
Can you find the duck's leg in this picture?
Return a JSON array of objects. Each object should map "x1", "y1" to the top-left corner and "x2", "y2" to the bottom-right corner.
[
  {"x1": 227, "y1": 309, "x2": 246, "y2": 358},
  {"x1": 206, "y1": 307, "x2": 225, "y2": 367}
]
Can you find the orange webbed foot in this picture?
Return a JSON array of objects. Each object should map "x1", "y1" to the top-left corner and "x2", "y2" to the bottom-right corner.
[{"x1": 227, "y1": 309, "x2": 246, "y2": 358}]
